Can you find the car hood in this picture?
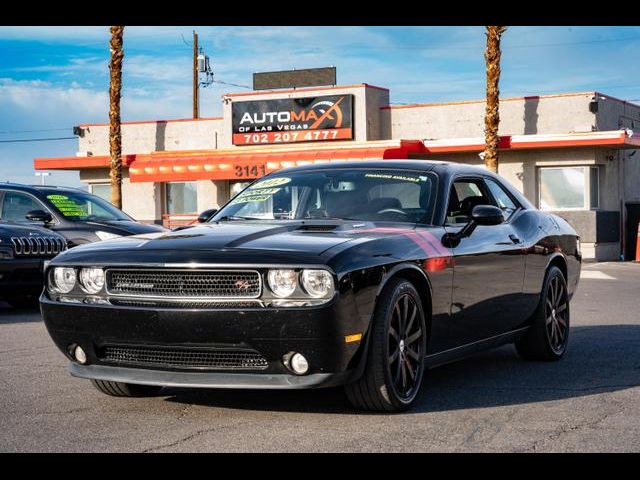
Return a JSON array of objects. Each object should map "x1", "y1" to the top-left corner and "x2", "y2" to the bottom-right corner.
[
  {"x1": 50, "y1": 220, "x2": 449, "y2": 266},
  {"x1": 67, "y1": 221, "x2": 354, "y2": 254},
  {"x1": 0, "y1": 221, "x2": 64, "y2": 240},
  {"x1": 84, "y1": 220, "x2": 167, "y2": 235}
]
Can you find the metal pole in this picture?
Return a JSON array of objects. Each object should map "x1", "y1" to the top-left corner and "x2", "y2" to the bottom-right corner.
[{"x1": 193, "y1": 30, "x2": 199, "y2": 119}]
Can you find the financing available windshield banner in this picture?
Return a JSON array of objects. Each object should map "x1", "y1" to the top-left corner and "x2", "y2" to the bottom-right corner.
[{"x1": 232, "y1": 94, "x2": 354, "y2": 145}]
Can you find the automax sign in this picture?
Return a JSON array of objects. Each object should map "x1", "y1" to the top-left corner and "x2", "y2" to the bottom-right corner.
[{"x1": 232, "y1": 94, "x2": 353, "y2": 145}]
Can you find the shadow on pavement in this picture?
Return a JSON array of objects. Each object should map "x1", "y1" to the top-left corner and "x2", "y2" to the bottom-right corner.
[
  {"x1": 162, "y1": 324, "x2": 640, "y2": 414},
  {"x1": 0, "y1": 302, "x2": 42, "y2": 324}
]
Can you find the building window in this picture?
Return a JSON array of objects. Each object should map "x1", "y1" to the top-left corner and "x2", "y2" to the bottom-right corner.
[
  {"x1": 166, "y1": 182, "x2": 197, "y2": 214},
  {"x1": 90, "y1": 183, "x2": 112, "y2": 203},
  {"x1": 538, "y1": 166, "x2": 600, "y2": 210}
]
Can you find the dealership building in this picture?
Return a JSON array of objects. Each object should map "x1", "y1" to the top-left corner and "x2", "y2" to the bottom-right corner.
[{"x1": 34, "y1": 83, "x2": 640, "y2": 261}]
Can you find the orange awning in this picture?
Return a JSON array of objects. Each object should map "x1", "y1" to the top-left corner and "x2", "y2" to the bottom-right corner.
[
  {"x1": 33, "y1": 140, "x2": 427, "y2": 182},
  {"x1": 128, "y1": 140, "x2": 427, "y2": 183},
  {"x1": 33, "y1": 154, "x2": 137, "y2": 171}
]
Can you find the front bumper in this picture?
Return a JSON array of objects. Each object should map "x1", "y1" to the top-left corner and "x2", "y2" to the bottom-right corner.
[
  {"x1": 69, "y1": 363, "x2": 351, "y2": 389},
  {"x1": 41, "y1": 292, "x2": 368, "y2": 389}
]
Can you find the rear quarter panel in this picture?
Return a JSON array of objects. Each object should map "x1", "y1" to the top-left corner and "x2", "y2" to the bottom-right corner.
[{"x1": 522, "y1": 211, "x2": 581, "y2": 315}]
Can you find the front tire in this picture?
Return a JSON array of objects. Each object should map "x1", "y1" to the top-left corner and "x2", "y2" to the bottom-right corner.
[
  {"x1": 90, "y1": 379, "x2": 163, "y2": 397},
  {"x1": 515, "y1": 265, "x2": 570, "y2": 361},
  {"x1": 345, "y1": 278, "x2": 427, "y2": 412}
]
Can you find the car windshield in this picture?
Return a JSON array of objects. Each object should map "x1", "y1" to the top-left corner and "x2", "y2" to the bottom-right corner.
[
  {"x1": 211, "y1": 168, "x2": 437, "y2": 224},
  {"x1": 43, "y1": 190, "x2": 132, "y2": 222}
]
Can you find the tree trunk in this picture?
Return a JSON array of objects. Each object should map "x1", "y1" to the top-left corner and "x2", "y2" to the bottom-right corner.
[
  {"x1": 109, "y1": 26, "x2": 124, "y2": 209},
  {"x1": 484, "y1": 26, "x2": 506, "y2": 173}
]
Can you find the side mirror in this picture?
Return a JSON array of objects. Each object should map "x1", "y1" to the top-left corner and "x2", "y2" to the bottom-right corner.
[
  {"x1": 25, "y1": 209, "x2": 53, "y2": 224},
  {"x1": 442, "y1": 204, "x2": 504, "y2": 247},
  {"x1": 471, "y1": 205, "x2": 504, "y2": 226},
  {"x1": 197, "y1": 208, "x2": 218, "y2": 223}
]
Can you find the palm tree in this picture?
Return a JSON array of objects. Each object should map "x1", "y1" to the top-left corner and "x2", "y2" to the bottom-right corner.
[
  {"x1": 483, "y1": 26, "x2": 507, "y2": 173},
  {"x1": 109, "y1": 26, "x2": 125, "y2": 208}
]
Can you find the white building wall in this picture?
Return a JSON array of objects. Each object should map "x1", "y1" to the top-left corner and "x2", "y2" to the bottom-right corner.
[
  {"x1": 386, "y1": 93, "x2": 598, "y2": 140},
  {"x1": 78, "y1": 118, "x2": 224, "y2": 156}
]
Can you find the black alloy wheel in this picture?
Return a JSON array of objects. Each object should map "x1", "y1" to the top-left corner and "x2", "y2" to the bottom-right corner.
[
  {"x1": 515, "y1": 265, "x2": 570, "y2": 361},
  {"x1": 545, "y1": 274, "x2": 569, "y2": 354},
  {"x1": 388, "y1": 293, "x2": 424, "y2": 400},
  {"x1": 345, "y1": 278, "x2": 427, "y2": 412}
]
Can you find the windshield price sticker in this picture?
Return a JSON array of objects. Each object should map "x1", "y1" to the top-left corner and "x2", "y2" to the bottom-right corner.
[
  {"x1": 233, "y1": 194, "x2": 272, "y2": 204},
  {"x1": 250, "y1": 177, "x2": 291, "y2": 189},
  {"x1": 245, "y1": 187, "x2": 280, "y2": 195},
  {"x1": 232, "y1": 186, "x2": 284, "y2": 204},
  {"x1": 47, "y1": 194, "x2": 87, "y2": 217},
  {"x1": 365, "y1": 173, "x2": 422, "y2": 183}
]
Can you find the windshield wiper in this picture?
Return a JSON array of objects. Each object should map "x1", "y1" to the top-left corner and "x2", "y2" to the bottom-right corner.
[
  {"x1": 303, "y1": 216, "x2": 356, "y2": 221},
  {"x1": 216, "y1": 215, "x2": 263, "y2": 222}
]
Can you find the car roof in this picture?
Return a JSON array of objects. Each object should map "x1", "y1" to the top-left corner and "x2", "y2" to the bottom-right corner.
[
  {"x1": 274, "y1": 159, "x2": 492, "y2": 177},
  {"x1": 0, "y1": 183, "x2": 87, "y2": 194},
  {"x1": 272, "y1": 159, "x2": 535, "y2": 210}
]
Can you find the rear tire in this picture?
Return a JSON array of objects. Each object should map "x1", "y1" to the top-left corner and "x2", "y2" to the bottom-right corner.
[
  {"x1": 515, "y1": 265, "x2": 570, "y2": 361},
  {"x1": 90, "y1": 379, "x2": 163, "y2": 397},
  {"x1": 344, "y1": 278, "x2": 427, "y2": 412}
]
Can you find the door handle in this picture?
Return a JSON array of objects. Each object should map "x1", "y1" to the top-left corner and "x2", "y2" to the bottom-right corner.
[{"x1": 509, "y1": 234, "x2": 522, "y2": 244}]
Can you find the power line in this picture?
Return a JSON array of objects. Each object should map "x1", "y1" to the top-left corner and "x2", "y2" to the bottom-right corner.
[
  {"x1": 0, "y1": 136, "x2": 76, "y2": 144},
  {"x1": 212, "y1": 79, "x2": 251, "y2": 89},
  {"x1": 0, "y1": 127, "x2": 73, "y2": 135}
]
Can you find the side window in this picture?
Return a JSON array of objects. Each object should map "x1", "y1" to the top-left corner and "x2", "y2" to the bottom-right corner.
[
  {"x1": 485, "y1": 178, "x2": 519, "y2": 220},
  {"x1": 446, "y1": 178, "x2": 494, "y2": 225},
  {"x1": 1, "y1": 192, "x2": 45, "y2": 222}
]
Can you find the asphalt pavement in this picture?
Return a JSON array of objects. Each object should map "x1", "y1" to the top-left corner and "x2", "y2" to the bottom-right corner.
[{"x1": 1, "y1": 261, "x2": 639, "y2": 452}]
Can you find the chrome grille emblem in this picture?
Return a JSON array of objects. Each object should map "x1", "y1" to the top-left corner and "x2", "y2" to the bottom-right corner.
[{"x1": 235, "y1": 279, "x2": 252, "y2": 290}]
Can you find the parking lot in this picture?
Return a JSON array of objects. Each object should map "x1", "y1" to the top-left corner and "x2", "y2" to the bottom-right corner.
[{"x1": 1, "y1": 261, "x2": 639, "y2": 452}]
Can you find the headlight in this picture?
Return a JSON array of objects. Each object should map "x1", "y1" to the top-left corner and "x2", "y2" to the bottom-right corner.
[
  {"x1": 51, "y1": 267, "x2": 77, "y2": 293},
  {"x1": 95, "y1": 231, "x2": 122, "y2": 241},
  {"x1": 79, "y1": 267, "x2": 105, "y2": 294},
  {"x1": 301, "y1": 269, "x2": 334, "y2": 298},
  {"x1": 267, "y1": 269, "x2": 297, "y2": 297}
]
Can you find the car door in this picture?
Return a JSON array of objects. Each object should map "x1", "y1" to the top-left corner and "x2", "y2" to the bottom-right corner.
[
  {"x1": 0, "y1": 190, "x2": 50, "y2": 224},
  {"x1": 442, "y1": 176, "x2": 526, "y2": 348}
]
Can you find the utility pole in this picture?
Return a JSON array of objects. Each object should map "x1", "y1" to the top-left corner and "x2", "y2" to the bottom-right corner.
[{"x1": 193, "y1": 30, "x2": 199, "y2": 119}]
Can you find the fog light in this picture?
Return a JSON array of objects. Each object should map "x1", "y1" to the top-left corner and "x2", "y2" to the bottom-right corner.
[
  {"x1": 290, "y1": 353, "x2": 309, "y2": 375},
  {"x1": 74, "y1": 345, "x2": 87, "y2": 364}
]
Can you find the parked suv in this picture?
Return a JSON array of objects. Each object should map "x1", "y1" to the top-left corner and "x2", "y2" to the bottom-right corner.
[
  {"x1": 0, "y1": 184, "x2": 167, "y2": 247},
  {"x1": 0, "y1": 221, "x2": 66, "y2": 308}
]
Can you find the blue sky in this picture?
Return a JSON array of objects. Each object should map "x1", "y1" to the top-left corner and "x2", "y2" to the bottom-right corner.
[{"x1": 2, "y1": 25, "x2": 640, "y2": 187}]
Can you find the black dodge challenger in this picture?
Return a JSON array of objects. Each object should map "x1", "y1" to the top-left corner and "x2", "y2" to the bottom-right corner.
[{"x1": 41, "y1": 161, "x2": 581, "y2": 412}]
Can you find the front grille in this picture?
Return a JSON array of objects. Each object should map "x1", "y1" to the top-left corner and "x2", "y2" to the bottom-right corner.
[
  {"x1": 105, "y1": 269, "x2": 261, "y2": 299},
  {"x1": 11, "y1": 236, "x2": 66, "y2": 256},
  {"x1": 99, "y1": 345, "x2": 269, "y2": 371}
]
